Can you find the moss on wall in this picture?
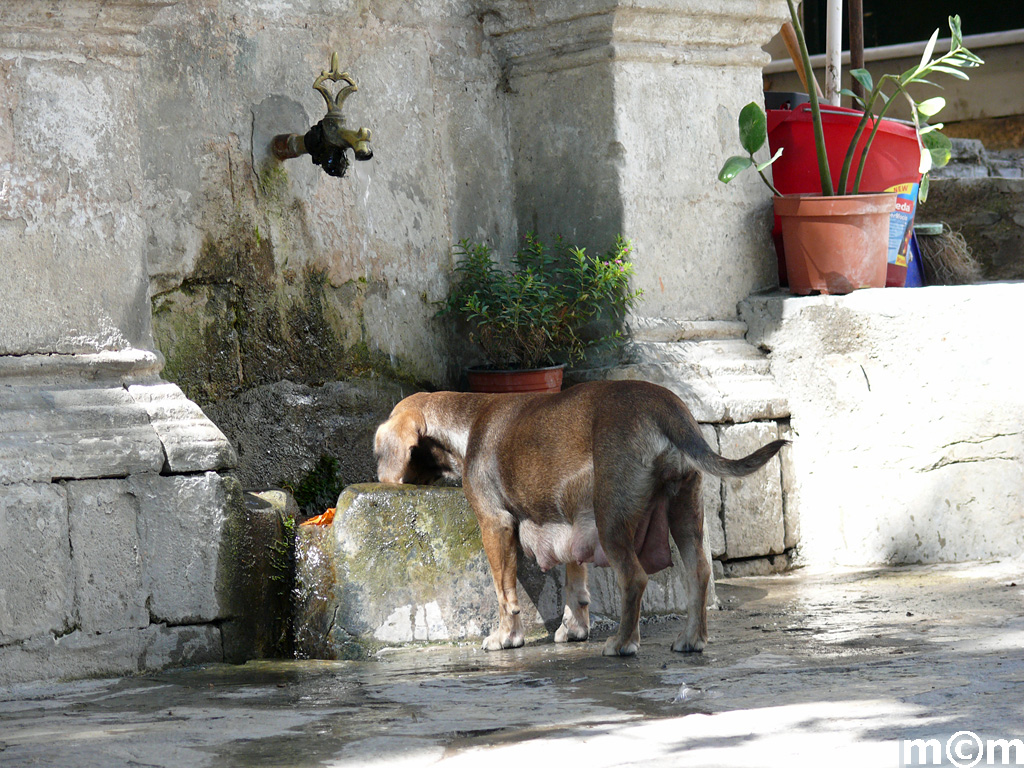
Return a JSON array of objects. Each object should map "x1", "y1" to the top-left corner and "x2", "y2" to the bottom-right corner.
[{"x1": 151, "y1": 197, "x2": 422, "y2": 405}]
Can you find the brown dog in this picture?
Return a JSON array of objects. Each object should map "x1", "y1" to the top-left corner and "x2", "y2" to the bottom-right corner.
[{"x1": 374, "y1": 379, "x2": 786, "y2": 656}]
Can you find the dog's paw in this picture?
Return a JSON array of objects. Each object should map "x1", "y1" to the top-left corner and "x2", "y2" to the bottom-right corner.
[
  {"x1": 482, "y1": 630, "x2": 525, "y2": 651},
  {"x1": 602, "y1": 637, "x2": 639, "y2": 657},
  {"x1": 554, "y1": 622, "x2": 589, "y2": 643},
  {"x1": 671, "y1": 634, "x2": 707, "y2": 654},
  {"x1": 554, "y1": 605, "x2": 590, "y2": 643}
]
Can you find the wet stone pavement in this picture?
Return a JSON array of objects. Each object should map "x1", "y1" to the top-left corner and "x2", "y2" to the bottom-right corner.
[{"x1": 2, "y1": 561, "x2": 1023, "y2": 768}]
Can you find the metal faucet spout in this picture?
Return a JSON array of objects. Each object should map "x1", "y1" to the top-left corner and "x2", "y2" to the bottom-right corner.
[{"x1": 270, "y1": 52, "x2": 373, "y2": 178}]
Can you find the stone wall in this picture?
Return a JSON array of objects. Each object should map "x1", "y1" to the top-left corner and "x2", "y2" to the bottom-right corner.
[
  {"x1": 0, "y1": 0, "x2": 796, "y2": 682},
  {"x1": 0, "y1": 1, "x2": 286, "y2": 684},
  {"x1": 742, "y1": 285, "x2": 1024, "y2": 567},
  {"x1": 140, "y1": 0, "x2": 518, "y2": 395},
  {"x1": 492, "y1": 0, "x2": 787, "y2": 321}
]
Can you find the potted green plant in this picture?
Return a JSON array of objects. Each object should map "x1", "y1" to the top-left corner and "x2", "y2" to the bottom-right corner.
[
  {"x1": 438, "y1": 232, "x2": 642, "y2": 392},
  {"x1": 719, "y1": 5, "x2": 982, "y2": 294}
]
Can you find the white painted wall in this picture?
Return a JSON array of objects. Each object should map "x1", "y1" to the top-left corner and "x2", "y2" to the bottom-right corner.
[{"x1": 743, "y1": 284, "x2": 1024, "y2": 566}]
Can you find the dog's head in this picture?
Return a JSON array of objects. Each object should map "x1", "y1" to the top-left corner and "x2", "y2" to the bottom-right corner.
[{"x1": 374, "y1": 395, "x2": 461, "y2": 485}]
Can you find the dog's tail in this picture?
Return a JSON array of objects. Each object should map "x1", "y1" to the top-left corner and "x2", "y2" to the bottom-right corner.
[
  {"x1": 688, "y1": 438, "x2": 788, "y2": 478},
  {"x1": 658, "y1": 402, "x2": 788, "y2": 478}
]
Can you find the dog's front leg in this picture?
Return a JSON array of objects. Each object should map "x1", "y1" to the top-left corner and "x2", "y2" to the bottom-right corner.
[
  {"x1": 554, "y1": 561, "x2": 591, "y2": 643},
  {"x1": 469, "y1": 499, "x2": 525, "y2": 651}
]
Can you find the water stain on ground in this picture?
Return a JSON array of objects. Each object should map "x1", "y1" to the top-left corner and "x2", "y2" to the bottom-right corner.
[{"x1": 1, "y1": 562, "x2": 1022, "y2": 768}]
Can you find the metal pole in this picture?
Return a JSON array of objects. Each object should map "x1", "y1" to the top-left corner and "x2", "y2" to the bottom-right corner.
[{"x1": 848, "y1": 0, "x2": 866, "y2": 103}]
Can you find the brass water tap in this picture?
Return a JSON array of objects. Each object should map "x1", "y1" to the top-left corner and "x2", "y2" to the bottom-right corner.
[{"x1": 271, "y1": 52, "x2": 373, "y2": 178}]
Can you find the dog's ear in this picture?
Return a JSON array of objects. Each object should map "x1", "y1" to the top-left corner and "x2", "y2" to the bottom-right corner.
[{"x1": 374, "y1": 405, "x2": 426, "y2": 484}]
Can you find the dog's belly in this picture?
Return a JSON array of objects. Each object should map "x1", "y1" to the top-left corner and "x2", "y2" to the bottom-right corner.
[
  {"x1": 517, "y1": 502, "x2": 672, "y2": 575},
  {"x1": 519, "y1": 517, "x2": 600, "y2": 572}
]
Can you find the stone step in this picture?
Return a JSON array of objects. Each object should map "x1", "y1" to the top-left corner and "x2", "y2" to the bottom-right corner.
[
  {"x1": 631, "y1": 339, "x2": 774, "y2": 376},
  {"x1": 579, "y1": 326, "x2": 789, "y2": 424},
  {"x1": 630, "y1": 317, "x2": 749, "y2": 343}
]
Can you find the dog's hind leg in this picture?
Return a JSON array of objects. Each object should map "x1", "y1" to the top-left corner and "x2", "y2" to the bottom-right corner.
[
  {"x1": 601, "y1": 536, "x2": 647, "y2": 656},
  {"x1": 593, "y1": 457, "x2": 653, "y2": 657},
  {"x1": 554, "y1": 561, "x2": 591, "y2": 643},
  {"x1": 667, "y1": 471, "x2": 710, "y2": 653},
  {"x1": 595, "y1": 509, "x2": 648, "y2": 656}
]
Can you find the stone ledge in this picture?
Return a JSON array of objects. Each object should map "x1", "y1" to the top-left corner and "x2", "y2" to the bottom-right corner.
[
  {"x1": 0, "y1": 623, "x2": 223, "y2": 686},
  {"x1": 0, "y1": 353, "x2": 235, "y2": 483},
  {"x1": 630, "y1": 317, "x2": 750, "y2": 343}
]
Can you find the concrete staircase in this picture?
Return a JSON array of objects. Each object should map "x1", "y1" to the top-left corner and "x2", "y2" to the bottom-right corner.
[
  {"x1": 575, "y1": 317, "x2": 796, "y2": 577},
  {"x1": 603, "y1": 317, "x2": 790, "y2": 424}
]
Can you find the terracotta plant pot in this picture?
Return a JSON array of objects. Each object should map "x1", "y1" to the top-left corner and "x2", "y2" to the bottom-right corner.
[
  {"x1": 467, "y1": 364, "x2": 564, "y2": 393},
  {"x1": 774, "y1": 192, "x2": 896, "y2": 295}
]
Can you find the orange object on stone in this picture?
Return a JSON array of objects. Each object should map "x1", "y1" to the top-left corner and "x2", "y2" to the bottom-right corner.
[{"x1": 301, "y1": 508, "x2": 336, "y2": 526}]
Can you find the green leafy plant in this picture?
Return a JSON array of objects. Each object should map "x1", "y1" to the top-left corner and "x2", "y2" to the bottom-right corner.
[
  {"x1": 719, "y1": 9, "x2": 983, "y2": 201},
  {"x1": 280, "y1": 455, "x2": 345, "y2": 519},
  {"x1": 438, "y1": 233, "x2": 642, "y2": 370}
]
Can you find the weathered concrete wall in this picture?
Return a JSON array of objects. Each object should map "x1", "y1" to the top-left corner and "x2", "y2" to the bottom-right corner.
[
  {"x1": 140, "y1": 0, "x2": 518, "y2": 395},
  {"x1": 742, "y1": 285, "x2": 1024, "y2": 567},
  {"x1": 0, "y1": 1, "x2": 287, "y2": 684},
  {"x1": 0, "y1": 2, "x2": 161, "y2": 356},
  {"x1": 491, "y1": 1, "x2": 787, "y2": 321}
]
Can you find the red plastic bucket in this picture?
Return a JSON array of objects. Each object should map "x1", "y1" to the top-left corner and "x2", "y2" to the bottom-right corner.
[{"x1": 767, "y1": 103, "x2": 922, "y2": 287}]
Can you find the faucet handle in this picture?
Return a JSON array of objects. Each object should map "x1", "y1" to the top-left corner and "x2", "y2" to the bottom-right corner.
[{"x1": 313, "y1": 51, "x2": 358, "y2": 116}]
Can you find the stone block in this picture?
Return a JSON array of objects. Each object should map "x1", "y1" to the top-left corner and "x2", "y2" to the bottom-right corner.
[
  {"x1": 126, "y1": 382, "x2": 238, "y2": 473},
  {"x1": 0, "y1": 381, "x2": 165, "y2": 484},
  {"x1": 719, "y1": 422, "x2": 785, "y2": 560},
  {"x1": 67, "y1": 480, "x2": 148, "y2": 633},
  {"x1": 140, "y1": 623, "x2": 224, "y2": 671},
  {"x1": 220, "y1": 490, "x2": 293, "y2": 663},
  {"x1": 741, "y1": 286, "x2": 1024, "y2": 566},
  {"x1": 0, "y1": 483, "x2": 73, "y2": 645},
  {"x1": 700, "y1": 423, "x2": 726, "y2": 558},
  {"x1": 133, "y1": 472, "x2": 232, "y2": 625},
  {"x1": 720, "y1": 553, "x2": 791, "y2": 578},
  {"x1": 293, "y1": 484, "x2": 550, "y2": 659},
  {"x1": 780, "y1": 422, "x2": 800, "y2": 551},
  {"x1": 0, "y1": 623, "x2": 223, "y2": 686}
]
